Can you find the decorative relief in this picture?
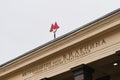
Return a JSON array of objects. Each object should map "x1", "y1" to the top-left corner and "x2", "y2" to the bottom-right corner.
[{"x1": 22, "y1": 39, "x2": 106, "y2": 79}]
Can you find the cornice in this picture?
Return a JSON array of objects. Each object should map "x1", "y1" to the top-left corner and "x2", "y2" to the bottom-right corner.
[{"x1": 0, "y1": 8, "x2": 120, "y2": 77}]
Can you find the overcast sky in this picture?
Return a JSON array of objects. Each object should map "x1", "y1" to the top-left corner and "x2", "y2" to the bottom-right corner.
[{"x1": 0, "y1": 0, "x2": 120, "y2": 65}]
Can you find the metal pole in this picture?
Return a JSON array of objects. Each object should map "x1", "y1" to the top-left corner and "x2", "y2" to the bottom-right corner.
[
  {"x1": 54, "y1": 31, "x2": 56, "y2": 39},
  {"x1": 53, "y1": 29, "x2": 58, "y2": 39}
]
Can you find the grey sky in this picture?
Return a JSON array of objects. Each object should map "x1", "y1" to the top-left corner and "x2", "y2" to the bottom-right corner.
[{"x1": 0, "y1": 0, "x2": 120, "y2": 65}]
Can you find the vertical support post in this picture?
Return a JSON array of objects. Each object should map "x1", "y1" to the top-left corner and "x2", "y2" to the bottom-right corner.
[
  {"x1": 96, "y1": 76, "x2": 110, "y2": 80},
  {"x1": 40, "y1": 78, "x2": 51, "y2": 80},
  {"x1": 116, "y1": 50, "x2": 120, "y2": 56},
  {"x1": 71, "y1": 64, "x2": 94, "y2": 80}
]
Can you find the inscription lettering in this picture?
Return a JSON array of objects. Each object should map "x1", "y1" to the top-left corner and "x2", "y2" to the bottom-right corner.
[{"x1": 22, "y1": 39, "x2": 106, "y2": 78}]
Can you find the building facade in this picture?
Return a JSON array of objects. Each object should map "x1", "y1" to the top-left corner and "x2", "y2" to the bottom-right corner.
[{"x1": 0, "y1": 8, "x2": 120, "y2": 80}]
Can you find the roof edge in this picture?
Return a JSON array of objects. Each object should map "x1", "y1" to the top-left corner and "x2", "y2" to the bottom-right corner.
[{"x1": 0, "y1": 8, "x2": 120, "y2": 67}]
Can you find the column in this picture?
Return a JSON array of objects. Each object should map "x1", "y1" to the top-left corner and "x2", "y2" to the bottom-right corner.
[
  {"x1": 71, "y1": 64, "x2": 94, "y2": 80},
  {"x1": 40, "y1": 78, "x2": 51, "y2": 80},
  {"x1": 116, "y1": 50, "x2": 120, "y2": 56},
  {"x1": 96, "y1": 76, "x2": 110, "y2": 80}
]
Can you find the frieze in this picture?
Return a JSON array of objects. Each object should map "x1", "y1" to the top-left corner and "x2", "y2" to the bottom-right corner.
[{"x1": 22, "y1": 39, "x2": 106, "y2": 78}]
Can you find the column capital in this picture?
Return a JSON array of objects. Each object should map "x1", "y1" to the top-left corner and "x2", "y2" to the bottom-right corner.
[
  {"x1": 116, "y1": 50, "x2": 120, "y2": 56},
  {"x1": 40, "y1": 78, "x2": 51, "y2": 80},
  {"x1": 71, "y1": 64, "x2": 94, "y2": 75},
  {"x1": 71, "y1": 64, "x2": 94, "y2": 80}
]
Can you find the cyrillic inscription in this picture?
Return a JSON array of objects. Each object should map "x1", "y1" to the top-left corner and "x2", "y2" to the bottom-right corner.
[{"x1": 22, "y1": 39, "x2": 106, "y2": 78}]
